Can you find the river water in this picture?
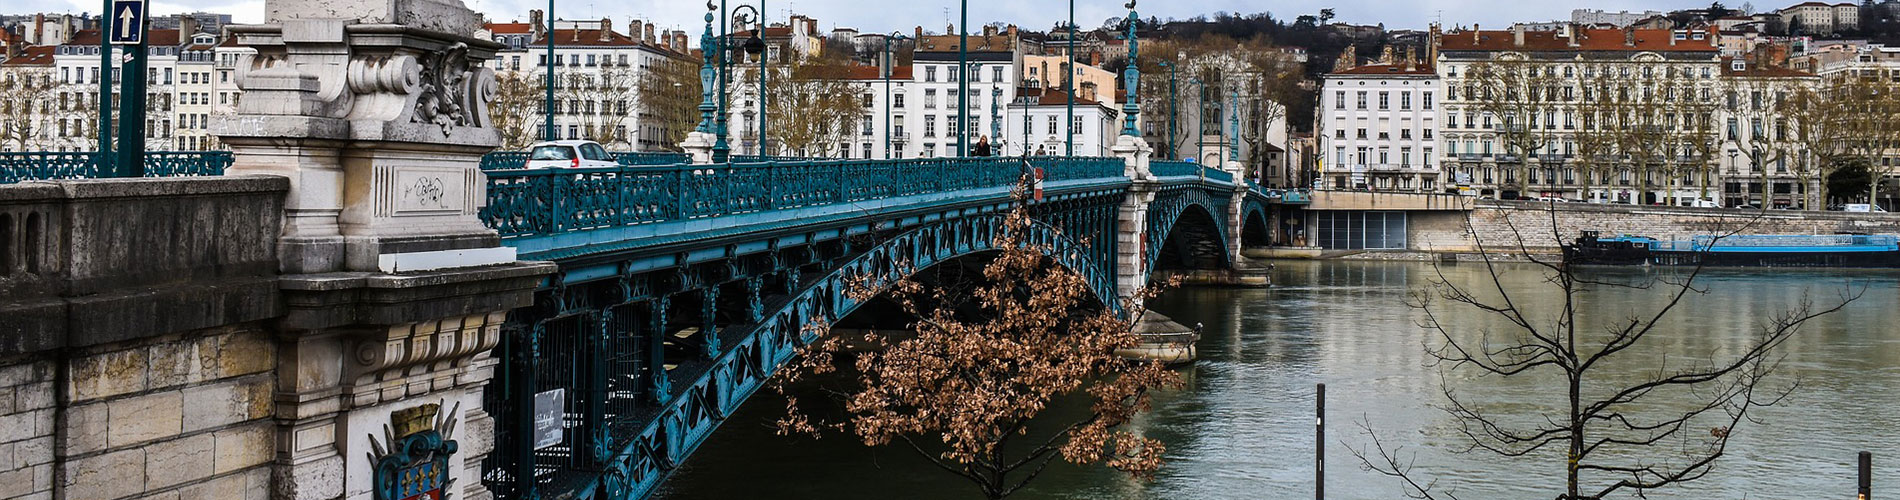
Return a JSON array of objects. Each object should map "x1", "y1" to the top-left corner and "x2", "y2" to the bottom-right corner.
[{"x1": 655, "y1": 260, "x2": 1900, "y2": 499}]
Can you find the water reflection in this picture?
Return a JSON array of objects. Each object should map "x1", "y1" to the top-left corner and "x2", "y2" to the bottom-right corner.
[{"x1": 657, "y1": 260, "x2": 1900, "y2": 500}]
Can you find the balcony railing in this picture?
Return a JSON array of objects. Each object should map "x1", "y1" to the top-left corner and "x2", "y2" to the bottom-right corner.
[{"x1": 1, "y1": 151, "x2": 232, "y2": 184}]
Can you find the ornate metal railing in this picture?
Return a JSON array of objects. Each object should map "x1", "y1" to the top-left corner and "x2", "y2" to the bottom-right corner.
[
  {"x1": 480, "y1": 151, "x2": 694, "y2": 171},
  {"x1": 1151, "y1": 160, "x2": 1235, "y2": 183},
  {"x1": 479, "y1": 152, "x2": 532, "y2": 170},
  {"x1": 0, "y1": 151, "x2": 233, "y2": 184},
  {"x1": 480, "y1": 156, "x2": 1125, "y2": 239},
  {"x1": 1151, "y1": 160, "x2": 1198, "y2": 178},
  {"x1": 616, "y1": 152, "x2": 691, "y2": 166}
]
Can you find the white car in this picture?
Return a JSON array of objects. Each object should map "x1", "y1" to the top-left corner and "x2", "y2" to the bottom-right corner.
[{"x1": 525, "y1": 140, "x2": 616, "y2": 169}]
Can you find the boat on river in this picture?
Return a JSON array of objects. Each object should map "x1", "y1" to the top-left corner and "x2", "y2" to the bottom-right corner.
[{"x1": 1563, "y1": 231, "x2": 1900, "y2": 268}]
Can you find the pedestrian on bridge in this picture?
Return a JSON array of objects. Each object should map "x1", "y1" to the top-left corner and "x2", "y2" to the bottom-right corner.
[{"x1": 974, "y1": 136, "x2": 992, "y2": 157}]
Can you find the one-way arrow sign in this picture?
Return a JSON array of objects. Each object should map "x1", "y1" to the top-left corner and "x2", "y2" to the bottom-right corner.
[{"x1": 108, "y1": 0, "x2": 146, "y2": 45}]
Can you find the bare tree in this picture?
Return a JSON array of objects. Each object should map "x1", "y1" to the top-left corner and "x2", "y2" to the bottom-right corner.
[
  {"x1": 764, "y1": 59, "x2": 860, "y2": 157},
  {"x1": 558, "y1": 66, "x2": 641, "y2": 149},
  {"x1": 1354, "y1": 211, "x2": 1858, "y2": 500},
  {"x1": 1466, "y1": 58, "x2": 1565, "y2": 199},
  {"x1": 0, "y1": 67, "x2": 58, "y2": 150},
  {"x1": 488, "y1": 70, "x2": 545, "y2": 150},
  {"x1": 1723, "y1": 70, "x2": 1813, "y2": 208},
  {"x1": 1834, "y1": 75, "x2": 1900, "y2": 206},
  {"x1": 1781, "y1": 77, "x2": 1859, "y2": 208},
  {"x1": 774, "y1": 193, "x2": 1182, "y2": 500},
  {"x1": 636, "y1": 54, "x2": 702, "y2": 151}
]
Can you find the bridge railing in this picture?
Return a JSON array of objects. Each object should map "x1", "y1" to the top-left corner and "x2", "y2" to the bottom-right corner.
[
  {"x1": 481, "y1": 156, "x2": 1125, "y2": 239},
  {"x1": 1151, "y1": 160, "x2": 1235, "y2": 183},
  {"x1": 0, "y1": 151, "x2": 233, "y2": 184},
  {"x1": 480, "y1": 151, "x2": 694, "y2": 170}
]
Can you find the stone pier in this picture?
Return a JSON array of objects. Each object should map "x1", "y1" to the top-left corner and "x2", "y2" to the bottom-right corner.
[{"x1": 0, "y1": 0, "x2": 554, "y2": 498}]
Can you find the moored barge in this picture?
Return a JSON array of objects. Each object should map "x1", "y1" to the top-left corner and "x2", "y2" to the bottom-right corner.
[{"x1": 1564, "y1": 231, "x2": 1900, "y2": 268}]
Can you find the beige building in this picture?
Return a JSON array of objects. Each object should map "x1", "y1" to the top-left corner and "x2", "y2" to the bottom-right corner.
[
  {"x1": 1778, "y1": 2, "x2": 1860, "y2": 36},
  {"x1": 1022, "y1": 54, "x2": 1115, "y2": 103},
  {"x1": 1437, "y1": 25, "x2": 1728, "y2": 204}
]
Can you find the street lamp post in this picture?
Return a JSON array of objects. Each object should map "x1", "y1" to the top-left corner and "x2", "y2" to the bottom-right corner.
[
  {"x1": 884, "y1": 32, "x2": 908, "y2": 159},
  {"x1": 957, "y1": 0, "x2": 968, "y2": 157},
  {"x1": 756, "y1": 0, "x2": 767, "y2": 155},
  {"x1": 1119, "y1": 1, "x2": 1141, "y2": 139},
  {"x1": 1065, "y1": 0, "x2": 1075, "y2": 156},
  {"x1": 544, "y1": 0, "x2": 556, "y2": 141},
  {"x1": 695, "y1": 7, "x2": 718, "y2": 136},
  {"x1": 714, "y1": 4, "x2": 764, "y2": 162}
]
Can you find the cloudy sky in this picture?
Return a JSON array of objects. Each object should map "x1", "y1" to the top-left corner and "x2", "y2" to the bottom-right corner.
[{"x1": 51, "y1": 0, "x2": 1741, "y2": 38}]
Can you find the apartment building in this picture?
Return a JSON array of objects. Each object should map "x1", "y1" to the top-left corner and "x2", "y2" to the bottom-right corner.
[
  {"x1": 482, "y1": 13, "x2": 696, "y2": 151},
  {"x1": 1318, "y1": 58, "x2": 1440, "y2": 192},
  {"x1": 1779, "y1": 2, "x2": 1860, "y2": 36},
  {"x1": 1437, "y1": 25, "x2": 1726, "y2": 203}
]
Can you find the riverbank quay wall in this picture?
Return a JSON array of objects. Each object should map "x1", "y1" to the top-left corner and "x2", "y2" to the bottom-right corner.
[{"x1": 1410, "y1": 200, "x2": 1900, "y2": 253}]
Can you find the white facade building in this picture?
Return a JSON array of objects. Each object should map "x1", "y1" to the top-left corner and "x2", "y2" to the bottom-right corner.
[
  {"x1": 482, "y1": 15, "x2": 695, "y2": 151},
  {"x1": 1003, "y1": 88, "x2": 1118, "y2": 157},
  {"x1": 1319, "y1": 62, "x2": 1440, "y2": 192}
]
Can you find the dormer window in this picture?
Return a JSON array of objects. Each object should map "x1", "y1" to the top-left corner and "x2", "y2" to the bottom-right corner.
[{"x1": 1732, "y1": 60, "x2": 1746, "y2": 72}]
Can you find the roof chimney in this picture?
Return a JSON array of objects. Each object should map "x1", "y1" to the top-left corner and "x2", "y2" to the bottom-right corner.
[
  {"x1": 915, "y1": 26, "x2": 923, "y2": 40},
  {"x1": 629, "y1": 19, "x2": 643, "y2": 42},
  {"x1": 1625, "y1": 27, "x2": 1635, "y2": 47},
  {"x1": 1669, "y1": 29, "x2": 1677, "y2": 46},
  {"x1": 1428, "y1": 23, "x2": 1441, "y2": 63},
  {"x1": 33, "y1": 13, "x2": 43, "y2": 45},
  {"x1": 1512, "y1": 24, "x2": 1525, "y2": 47},
  {"x1": 530, "y1": 10, "x2": 543, "y2": 37},
  {"x1": 1473, "y1": 24, "x2": 1481, "y2": 44},
  {"x1": 599, "y1": 18, "x2": 612, "y2": 42},
  {"x1": 984, "y1": 24, "x2": 997, "y2": 37},
  {"x1": 645, "y1": 23, "x2": 655, "y2": 44}
]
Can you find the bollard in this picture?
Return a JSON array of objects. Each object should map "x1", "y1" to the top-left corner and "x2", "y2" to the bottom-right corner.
[
  {"x1": 1316, "y1": 383, "x2": 1325, "y2": 500},
  {"x1": 1862, "y1": 451, "x2": 1873, "y2": 500}
]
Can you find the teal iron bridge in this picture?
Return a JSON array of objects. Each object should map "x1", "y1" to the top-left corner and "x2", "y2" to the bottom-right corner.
[{"x1": 477, "y1": 154, "x2": 1292, "y2": 500}]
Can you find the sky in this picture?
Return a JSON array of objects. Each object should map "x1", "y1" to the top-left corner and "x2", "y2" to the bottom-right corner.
[{"x1": 45, "y1": 0, "x2": 1744, "y2": 39}]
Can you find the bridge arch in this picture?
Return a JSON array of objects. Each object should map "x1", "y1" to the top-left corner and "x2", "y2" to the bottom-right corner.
[
  {"x1": 1240, "y1": 199, "x2": 1272, "y2": 247},
  {"x1": 591, "y1": 213, "x2": 1115, "y2": 499},
  {"x1": 1143, "y1": 186, "x2": 1234, "y2": 283}
]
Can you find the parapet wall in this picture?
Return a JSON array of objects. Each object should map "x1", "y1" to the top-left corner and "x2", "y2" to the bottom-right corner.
[{"x1": 1410, "y1": 200, "x2": 1900, "y2": 253}]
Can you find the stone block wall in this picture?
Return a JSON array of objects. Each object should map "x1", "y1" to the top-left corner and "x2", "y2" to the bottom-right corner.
[
  {"x1": 0, "y1": 325, "x2": 275, "y2": 500},
  {"x1": 1409, "y1": 201, "x2": 1900, "y2": 253}
]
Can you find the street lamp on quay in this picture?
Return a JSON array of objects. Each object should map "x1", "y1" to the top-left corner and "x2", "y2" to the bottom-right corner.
[
  {"x1": 714, "y1": 2, "x2": 766, "y2": 163},
  {"x1": 543, "y1": 0, "x2": 556, "y2": 142},
  {"x1": 1118, "y1": 0, "x2": 1141, "y2": 139},
  {"x1": 884, "y1": 32, "x2": 908, "y2": 159}
]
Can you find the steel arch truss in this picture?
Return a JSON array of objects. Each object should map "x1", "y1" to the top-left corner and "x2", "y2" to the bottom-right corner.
[
  {"x1": 1143, "y1": 183, "x2": 1235, "y2": 280},
  {"x1": 491, "y1": 211, "x2": 1118, "y2": 500}
]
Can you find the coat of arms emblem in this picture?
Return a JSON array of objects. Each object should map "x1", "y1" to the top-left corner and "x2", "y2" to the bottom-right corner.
[{"x1": 370, "y1": 402, "x2": 461, "y2": 500}]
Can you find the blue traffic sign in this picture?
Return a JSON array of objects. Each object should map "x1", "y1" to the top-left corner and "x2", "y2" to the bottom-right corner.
[{"x1": 108, "y1": 0, "x2": 146, "y2": 45}]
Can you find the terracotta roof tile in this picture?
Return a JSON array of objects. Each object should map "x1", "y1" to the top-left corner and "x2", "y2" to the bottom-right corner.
[
  {"x1": 488, "y1": 22, "x2": 533, "y2": 34},
  {"x1": 1, "y1": 45, "x2": 55, "y2": 66}
]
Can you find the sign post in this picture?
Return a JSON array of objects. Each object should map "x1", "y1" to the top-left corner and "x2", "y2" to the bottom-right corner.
[{"x1": 109, "y1": 0, "x2": 147, "y2": 177}]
